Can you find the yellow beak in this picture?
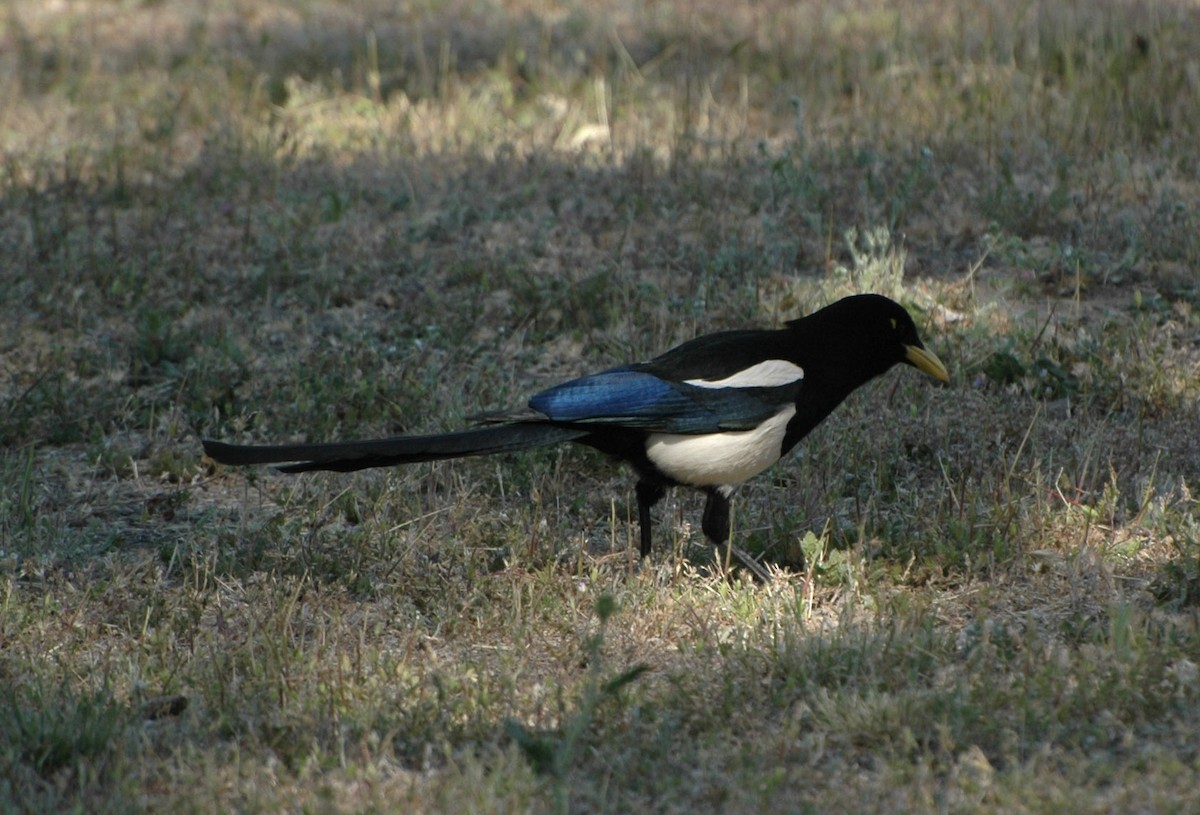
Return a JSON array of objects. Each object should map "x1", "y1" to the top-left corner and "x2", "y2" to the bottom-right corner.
[{"x1": 905, "y1": 345, "x2": 950, "y2": 383}]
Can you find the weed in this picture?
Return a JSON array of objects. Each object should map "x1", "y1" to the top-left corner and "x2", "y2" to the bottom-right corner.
[
  {"x1": 1, "y1": 683, "x2": 126, "y2": 778},
  {"x1": 506, "y1": 594, "x2": 648, "y2": 811}
]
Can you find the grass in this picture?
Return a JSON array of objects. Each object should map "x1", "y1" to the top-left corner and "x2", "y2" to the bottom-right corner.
[{"x1": 2, "y1": 0, "x2": 1200, "y2": 811}]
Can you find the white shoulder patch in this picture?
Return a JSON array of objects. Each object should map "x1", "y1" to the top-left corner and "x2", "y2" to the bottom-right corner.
[{"x1": 685, "y1": 359, "x2": 804, "y2": 389}]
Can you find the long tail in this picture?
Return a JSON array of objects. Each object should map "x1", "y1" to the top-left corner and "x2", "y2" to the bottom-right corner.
[{"x1": 202, "y1": 423, "x2": 588, "y2": 473}]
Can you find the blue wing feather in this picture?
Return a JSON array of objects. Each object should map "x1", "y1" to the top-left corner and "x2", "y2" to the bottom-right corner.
[{"x1": 528, "y1": 367, "x2": 786, "y2": 434}]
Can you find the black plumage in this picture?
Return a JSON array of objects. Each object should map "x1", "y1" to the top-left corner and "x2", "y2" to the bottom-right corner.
[{"x1": 203, "y1": 294, "x2": 949, "y2": 558}]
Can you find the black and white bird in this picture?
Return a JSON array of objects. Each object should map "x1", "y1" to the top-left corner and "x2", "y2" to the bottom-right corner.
[{"x1": 203, "y1": 294, "x2": 948, "y2": 558}]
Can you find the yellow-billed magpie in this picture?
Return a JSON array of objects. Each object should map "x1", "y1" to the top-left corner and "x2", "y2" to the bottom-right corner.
[{"x1": 203, "y1": 294, "x2": 949, "y2": 557}]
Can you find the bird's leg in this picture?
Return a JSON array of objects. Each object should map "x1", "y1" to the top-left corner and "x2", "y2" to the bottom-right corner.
[
  {"x1": 701, "y1": 487, "x2": 771, "y2": 582},
  {"x1": 703, "y1": 487, "x2": 734, "y2": 573},
  {"x1": 701, "y1": 487, "x2": 731, "y2": 545},
  {"x1": 700, "y1": 487, "x2": 734, "y2": 544},
  {"x1": 635, "y1": 480, "x2": 666, "y2": 558}
]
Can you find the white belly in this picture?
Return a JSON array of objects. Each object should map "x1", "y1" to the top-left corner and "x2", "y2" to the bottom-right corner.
[{"x1": 645, "y1": 406, "x2": 796, "y2": 487}]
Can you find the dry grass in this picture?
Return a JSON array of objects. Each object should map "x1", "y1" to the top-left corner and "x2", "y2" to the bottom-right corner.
[{"x1": 3, "y1": 0, "x2": 1200, "y2": 812}]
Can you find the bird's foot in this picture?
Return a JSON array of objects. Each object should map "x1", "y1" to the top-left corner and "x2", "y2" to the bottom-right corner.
[{"x1": 715, "y1": 542, "x2": 773, "y2": 584}]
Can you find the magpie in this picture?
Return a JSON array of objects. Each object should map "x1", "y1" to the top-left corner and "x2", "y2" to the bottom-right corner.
[{"x1": 203, "y1": 294, "x2": 948, "y2": 558}]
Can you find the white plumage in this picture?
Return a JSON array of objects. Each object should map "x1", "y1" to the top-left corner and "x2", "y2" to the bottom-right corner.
[
  {"x1": 684, "y1": 359, "x2": 803, "y2": 389},
  {"x1": 644, "y1": 405, "x2": 796, "y2": 486}
]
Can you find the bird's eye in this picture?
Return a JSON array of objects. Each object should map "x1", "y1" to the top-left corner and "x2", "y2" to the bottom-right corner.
[{"x1": 889, "y1": 317, "x2": 898, "y2": 331}]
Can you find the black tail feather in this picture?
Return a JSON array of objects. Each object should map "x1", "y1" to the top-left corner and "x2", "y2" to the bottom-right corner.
[{"x1": 203, "y1": 423, "x2": 587, "y2": 473}]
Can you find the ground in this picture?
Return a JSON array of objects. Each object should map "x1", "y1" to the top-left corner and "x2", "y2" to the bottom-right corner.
[{"x1": 2, "y1": 1, "x2": 1199, "y2": 812}]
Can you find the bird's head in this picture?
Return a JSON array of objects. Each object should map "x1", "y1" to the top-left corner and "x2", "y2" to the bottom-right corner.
[{"x1": 792, "y1": 294, "x2": 949, "y2": 385}]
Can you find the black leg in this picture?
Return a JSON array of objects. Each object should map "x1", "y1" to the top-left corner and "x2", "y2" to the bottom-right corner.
[
  {"x1": 702, "y1": 487, "x2": 772, "y2": 582},
  {"x1": 701, "y1": 488, "x2": 731, "y2": 545},
  {"x1": 635, "y1": 480, "x2": 665, "y2": 558}
]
